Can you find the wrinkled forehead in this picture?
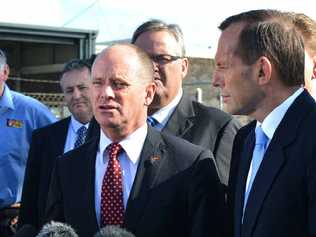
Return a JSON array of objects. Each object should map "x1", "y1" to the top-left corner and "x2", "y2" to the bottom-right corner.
[{"x1": 215, "y1": 23, "x2": 246, "y2": 60}]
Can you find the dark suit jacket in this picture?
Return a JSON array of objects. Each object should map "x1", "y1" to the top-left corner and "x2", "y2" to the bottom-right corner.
[
  {"x1": 45, "y1": 126, "x2": 224, "y2": 237},
  {"x1": 230, "y1": 90, "x2": 316, "y2": 237},
  {"x1": 163, "y1": 94, "x2": 240, "y2": 186},
  {"x1": 19, "y1": 117, "x2": 98, "y2": 230}
]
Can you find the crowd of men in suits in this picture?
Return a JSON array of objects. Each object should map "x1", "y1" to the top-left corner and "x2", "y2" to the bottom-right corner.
[{"x1": 0, "y1": 7, "x2": 315, "y2": 237}]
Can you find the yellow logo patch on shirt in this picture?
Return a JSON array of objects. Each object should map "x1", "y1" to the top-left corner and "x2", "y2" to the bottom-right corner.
[{"x1": 7, "y1": 119, "x2": 23, "y2": 128}]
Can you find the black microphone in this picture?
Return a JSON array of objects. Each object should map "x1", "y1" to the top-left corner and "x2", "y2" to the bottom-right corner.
[
  {"x1": 14, "y1": 224, "x2": 37, "y2": 237},
  {"x1": 94, "y1": 225, "x2": 135, "y2": 237},
  {"x1": 36, "y1": 221, "x2": 78, "y2": 237}
]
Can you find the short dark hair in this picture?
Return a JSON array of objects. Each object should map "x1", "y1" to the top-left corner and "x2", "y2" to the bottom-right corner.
[
  {"x1": 131, "y1": 19, "x2": 185, "y2": 57},
  {"x1": 219, "y1": 9, "x2": 305, "y2": 87},
  {"x1": 61, "y1": 59, "x2": 91, "y2": 77}
]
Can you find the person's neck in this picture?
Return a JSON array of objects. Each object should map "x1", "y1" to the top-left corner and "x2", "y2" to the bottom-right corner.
[
  {"x1": 75, "y1": 114, "x2": 93, "y2": 125},
  {"x1": 252, "y1": 86, "x2": 300, "y2": 122},
  {"x1": 0, "y1": 83, "x2": 4, "y2": 97}
]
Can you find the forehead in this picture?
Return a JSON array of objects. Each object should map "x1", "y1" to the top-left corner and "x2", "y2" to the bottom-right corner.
[
  {"x1": 215, "y1": 23, "x2": 245, "y2": 62},
  {"x1": 92, "y1": 48, "x2": 139, "y2": 79},
  {"x1": 134, "y1": 30, "x2": 180, "y2": 55},
  {"x1": 61, "y1": 68, "x2": 90, "y2": 86}
]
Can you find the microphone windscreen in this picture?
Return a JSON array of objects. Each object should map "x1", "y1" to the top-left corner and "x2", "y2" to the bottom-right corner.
[
  {"x1": 36, "y1": 221, "x2": 78, "y2": 237},
  {"x1": 94, "y1": 225, "x2": 135, "y2": 237}
]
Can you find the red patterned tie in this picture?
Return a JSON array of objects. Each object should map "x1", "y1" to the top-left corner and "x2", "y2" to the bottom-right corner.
[{"x1": 100, "y1": 143, "x2": 124, "y2": 227}]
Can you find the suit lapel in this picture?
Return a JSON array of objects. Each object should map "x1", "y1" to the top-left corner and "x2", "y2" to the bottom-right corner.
[
  {"x1": 73, "y1": 137, "x2": 99, "y2": 231},
  {"x1": 234, "y1": 123, "x2": 255, "y2": 237},
  {"x1": 54, "y1": 117, "x2": 71, "y2": 155},
  {"x1": 241, "y1": 90, "x2": 314, "y2": 237},
  {"x1": 124, "y1": 127, "x2": 165, "y2": 231},
  {"x1": 163, "y1": 95, "x2": 195, "y2": 137}
]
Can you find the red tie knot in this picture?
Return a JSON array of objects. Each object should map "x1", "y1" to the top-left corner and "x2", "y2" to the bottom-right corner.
[{"x1": 108, "y1": 143, "x2": 122, "y2": 159}]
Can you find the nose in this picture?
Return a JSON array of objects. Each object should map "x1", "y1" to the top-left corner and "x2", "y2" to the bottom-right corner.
[
  {"x1": 152, "y1": 61, "x2": 160, "y2": 73},
  {"x1": 212, "y1": 71, "x2": 223, "y2": 88},
  {"x1": 73, "y1": 88, "x2": 82, "y2": 99},
  {"x1": 102, "y1": 84, "x2": 115, "y2": 99}
]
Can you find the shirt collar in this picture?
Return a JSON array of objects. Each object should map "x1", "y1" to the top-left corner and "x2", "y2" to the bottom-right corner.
[
  {"x1": 151, "y1": 88, "x2": 183, "y2": 127},
  {"x1": 258, "y1": 87, "x2": 303, "y2": 140},
  {"x1": 70, "y1": 115, "x2": 89, "y2": 133},
  {"x1": 0, "y1": 84, "x2": 14, "y2": 110},
  {"x1": 99, "y1": 123, "x2": 148, "y2": 165}
]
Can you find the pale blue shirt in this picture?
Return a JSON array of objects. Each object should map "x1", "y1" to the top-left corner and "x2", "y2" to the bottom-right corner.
[
  {"x1": 95, "y1": 123, "x2": 147, "y2": 226},
  {"x1": 245, "y1": 87, "x2": 304, "y2": 191},
  {"x1": 0, "y1": 84, "x2": 56, "y2": 208},
  {"x1": 63, "y1": 116, "x2": 89, "y2": 153},
  {"x1": 150, "y1": 88, "x2": 183, "y2": 131}
]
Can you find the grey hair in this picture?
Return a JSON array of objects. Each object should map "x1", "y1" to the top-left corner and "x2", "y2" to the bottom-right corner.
[{"x1": 131, "y1": 19, "x2": 186, "y2": 57}]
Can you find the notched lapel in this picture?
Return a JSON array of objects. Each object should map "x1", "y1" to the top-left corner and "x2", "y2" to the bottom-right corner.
[
  {"x1": 234, "y1": 129, "x2": 255, "y2": 237},
  {"x1": 242, "y1": 91, "x2": 311, "y2": 236},
  {"x1": 71, "y1": 138, "x2": 99, "y2": 230},
  {"x1": 242, "y1": 144, "x2": 285, "y2": 236},
  {"x1": 124, "y1": 127, "x2": 165, "y2": 232},
  {"x1": 163, "y1": 95, "x2": 195, "y2": 137}
]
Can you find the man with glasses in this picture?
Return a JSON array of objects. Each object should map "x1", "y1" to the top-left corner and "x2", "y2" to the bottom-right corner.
[
  {"x1": 0, "y1": 49, "x2": 56, "y2": 236},
  {"x1": 132, "y1": 19, "x2": 240, "y2": 187}
]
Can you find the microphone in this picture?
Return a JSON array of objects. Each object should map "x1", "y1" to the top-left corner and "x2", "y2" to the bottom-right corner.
[
  {"x1": 36, "y1": 221, "x2": 78, "y2": 237},
  {"x1": 94, "y1": 225, "x2": 135, "y2": 237},
  {"x1": 14, "y1": 224, "x2": 37, "y2": 237}
]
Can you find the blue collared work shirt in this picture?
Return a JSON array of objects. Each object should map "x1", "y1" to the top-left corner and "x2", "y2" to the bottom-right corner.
[{"x1": 0, "y1": 84, "x2": 56, "y2": 208}]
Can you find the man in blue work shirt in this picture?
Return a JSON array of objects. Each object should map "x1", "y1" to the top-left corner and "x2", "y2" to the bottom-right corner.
[{"x1": 0, "y1": 49, "x2": 56, "y2": 236}]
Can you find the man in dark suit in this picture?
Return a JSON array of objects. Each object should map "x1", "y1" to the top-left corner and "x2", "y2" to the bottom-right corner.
[
  {"x1": 19, "y1": 59, "x2": 96, "y2": 230},
  {"x1": 131, "y1": 19, "x2": 240, "y2": 186},
  {"x1": 213, "y1": 9, "x2": 316, "y2": 237},
  {"x1": 45, "y1": 44, "x2": 224, "y2": 237}
]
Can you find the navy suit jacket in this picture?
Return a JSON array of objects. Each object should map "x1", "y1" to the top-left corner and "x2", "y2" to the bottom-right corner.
[
  {"x1": 19, "y1": 117, "x2": 98, "y2": 229},
  {"x1": 163, "y1": 94, "x2": 240, "y2": 186},
  {"x1": 45, "y1": 126, "x2": 224, "y2": 237},
  {"x1": 229, "y1": 90, "x2": 316, "y2": 237}
]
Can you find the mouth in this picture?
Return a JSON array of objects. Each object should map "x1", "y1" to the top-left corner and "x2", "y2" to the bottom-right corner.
[
  {"x1": 221, "y1": 95, "x2": 230, "y2": 103},
  {"x1": 98, "y1": 104, "x2": 118, "y2": 112},
  {"x1": 73, "y1": 102, "x2": 87, "y2": 107},
  {"x1": 153, "y1": 76, "x2": 163, "y2": 88}
]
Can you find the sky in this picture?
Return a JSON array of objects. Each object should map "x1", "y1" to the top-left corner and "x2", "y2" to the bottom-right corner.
[{"x1": 1, "y1": 0, "x2": 316, "y2": 58}]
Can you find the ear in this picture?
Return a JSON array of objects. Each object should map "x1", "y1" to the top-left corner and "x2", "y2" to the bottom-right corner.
[
  {"x1": 180, "y1": 57, "x2": 189, "y2": 79},
  {"x1": 312, "y1": 55, "x2": 316, "y2": 80},
  {"x1": 0, "y1": 64, "x2": 10, "y2": 82},
  {"x1": 144, "y1": 82, "x2": 156, "y2": 106},
  {"x1": 256, "y1": 56, "x2": 272, "y2": 85}
]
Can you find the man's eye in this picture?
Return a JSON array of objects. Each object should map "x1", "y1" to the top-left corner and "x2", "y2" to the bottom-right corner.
[
  {"x1": 92, "y1": 80, "x2": 102, "y2": 86},
  {"x1": 112, "y1": 81, "x2": 128, "y2": 89},
  {"x1": 79, "y1": 86, "x2": 88, "y2": 90}
]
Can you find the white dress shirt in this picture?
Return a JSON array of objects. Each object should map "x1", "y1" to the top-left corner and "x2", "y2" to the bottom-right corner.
[
  {"x1": 150, "y1": 88, "x2": 183, "y2": 131},
  {"x1": 63, "y1": 116, "x2": 89, "y2": 153},
  {"x1": 245, "y1": 87, "x2": 304, "y2": 191},
  {"x1": 94, "y1": 123, "x2": 148, "y2": 226}
]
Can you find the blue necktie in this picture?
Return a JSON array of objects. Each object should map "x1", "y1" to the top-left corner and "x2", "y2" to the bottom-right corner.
[
  {"x1": 74, "y1": 126, "x2": 87, "y2": 148},
  {"x1": 243, "y1": 125, "x2": 268, "y2": 214},
  {"x1": 147, "y1": 116, "x2": 159, "y2": 128}
]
